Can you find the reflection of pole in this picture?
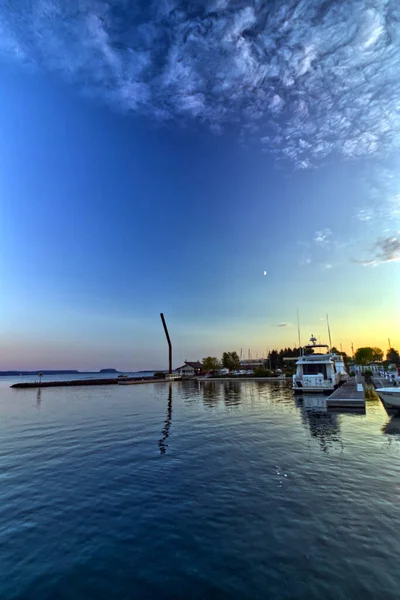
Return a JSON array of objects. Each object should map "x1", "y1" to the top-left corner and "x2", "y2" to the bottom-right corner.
[
  {"x1": 160, "y1": 313, "x2": 172, "y2": 375},
  {"x1": 159, "y1": 385, "x2": 173, "y2": 455}
]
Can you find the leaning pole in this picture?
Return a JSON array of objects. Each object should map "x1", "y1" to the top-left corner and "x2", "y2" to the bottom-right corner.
[{"x1": 160, "y1": 313, "x2": 172, "y2": 375}]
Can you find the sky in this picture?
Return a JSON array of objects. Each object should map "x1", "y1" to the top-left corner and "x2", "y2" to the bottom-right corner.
[{"x1": 0, "y1": 0, "x2": 399, "y2": 371}]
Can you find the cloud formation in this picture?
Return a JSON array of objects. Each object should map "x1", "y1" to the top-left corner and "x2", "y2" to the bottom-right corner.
[
  {"x1": 1, "y1": 0, "x2": 400, "y2": 167},
  {"x1": 314, "y1": 228, "x2": 332, "y2": 245},
  {"x1": 355, "y1": 236, "x2": 400, "y2": 266}
]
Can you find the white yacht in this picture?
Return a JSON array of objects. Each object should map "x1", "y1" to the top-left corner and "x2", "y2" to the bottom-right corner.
[
  {"x1": 375, "y1": 386, "x2": 400, "y2": 409},
  {"x1": 331, "y1": 354, "x2": 349, "y2": 383},
  {"x1": 293, "y1": 336, "x2": 341, "y2": 394}
]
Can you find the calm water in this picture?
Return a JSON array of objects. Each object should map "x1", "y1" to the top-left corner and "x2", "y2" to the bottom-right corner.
[{"x1": 1, "y1": 379, "x2": 400, "y2": 599}]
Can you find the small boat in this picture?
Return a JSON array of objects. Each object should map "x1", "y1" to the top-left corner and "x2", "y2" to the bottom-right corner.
[
  {"x1": 165, "y1": 373, "x2": 182, "y2": 381},
  {"x1": 376, "y1": 387, "x2": 400, "y2": 409}
]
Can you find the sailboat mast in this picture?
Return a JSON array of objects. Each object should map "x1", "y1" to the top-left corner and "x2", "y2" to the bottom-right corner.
[
  {"x1": 326, "y1": 314, "x2": 332, "y2": 349},
  {"x1": 297, "y1": 308, "x2": 301, "y2": 349}
]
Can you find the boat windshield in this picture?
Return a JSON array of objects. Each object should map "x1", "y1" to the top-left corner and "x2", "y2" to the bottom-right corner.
[{"x1": 303, "y1": 364, "x2": 327, "y2": 378}]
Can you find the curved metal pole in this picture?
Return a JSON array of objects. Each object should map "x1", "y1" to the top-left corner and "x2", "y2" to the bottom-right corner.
[{"x1": 160, "y1": 313, "x2": 172, "y2": 374}]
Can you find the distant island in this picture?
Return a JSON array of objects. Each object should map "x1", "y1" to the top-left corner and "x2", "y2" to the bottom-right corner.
[
  {"x1": 0, "y1": 369, "x2": 121, "y2": 376},
  {"x1": 0, "y1": 368, "x2": 164, "y2": 377}
]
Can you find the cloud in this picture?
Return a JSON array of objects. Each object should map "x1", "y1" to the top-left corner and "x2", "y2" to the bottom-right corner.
[
  {"x1": 2, "y1": 1, "x2": 400, "y2": 167},
  {"x1": 277, "y1": 322, "x2": 293, "y2": 327},
  {"x1": 356, "y1": 208, "x2": 375, "y2": 222},
  {"x1": 314, "y1": 228, "x2": 332, "y2": 245},
  {"x1": 355, "y1": 236, "x2": 400, "y2": 266}
]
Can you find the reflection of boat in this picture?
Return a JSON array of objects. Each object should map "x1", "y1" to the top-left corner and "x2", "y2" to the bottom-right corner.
[
  {"x1": 293, "y1": 336, "x2": 341, "y2": 394},
  {"x1": 298, "y1": 395, "x2": 342, "y2": 452},
  {"x1": 382, "y1": 416, "x2": 400, "y2": 435},
  {"x1": 376, "y1": 387, "x2": 400, "y2": 409},
  {"x1": 303, "y1": 395, "x2": 328, "y2": 411}
]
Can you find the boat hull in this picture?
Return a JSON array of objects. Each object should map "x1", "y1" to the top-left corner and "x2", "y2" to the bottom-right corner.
[
  {"x1": 293, "y1": 386, "x2": 335, "y2": 395},
  {"x1": 376, "y1": 388, "x2": 400, "y2": 408}
]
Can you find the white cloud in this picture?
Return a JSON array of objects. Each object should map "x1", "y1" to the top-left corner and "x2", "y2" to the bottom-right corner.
[
  {"x1": 356, "y1": 208, "x2": 375, "y2": 222},
  {"x1": 1, "y1": 0, "x2": 400, "y2": 167},
  {"x1": 314, "y1": 228, "x2": 332, "y2": 245}
]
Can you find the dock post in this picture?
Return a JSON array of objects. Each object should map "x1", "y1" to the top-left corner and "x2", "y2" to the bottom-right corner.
[{"x1": 160, "y1": 313, "x2": 172, "y2": 375}]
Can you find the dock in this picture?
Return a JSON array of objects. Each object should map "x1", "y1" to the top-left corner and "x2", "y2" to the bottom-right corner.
[
  {"x1": 372, "y1": 376, "x2": 396, "y2": 390},
  {"x1": 326, "y1": 376, "x2": 365, "y2": 408},
  {"x1": 11, "y1": 377, "x2": 172, "y2": 389}
]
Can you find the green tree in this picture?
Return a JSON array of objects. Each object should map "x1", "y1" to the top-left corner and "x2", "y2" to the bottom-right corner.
[
  {"x1": 387, "y1": 348, "x2": 400, "y2": 364},
  {"x1": 202, "y1": 356, "x2": 220, "y2": 373},
  {"x1": 371, "y1": 347, "x2": 384, "y2": 362},
  {"x1": 222, "y1": 351, "x2": 240, "y2": 371},
  {"x1": 354, "y1": 347, "x2": 383, "y2": 365}
]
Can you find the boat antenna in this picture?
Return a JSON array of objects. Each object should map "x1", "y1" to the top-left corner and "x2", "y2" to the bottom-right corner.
[
  {"x1": 296, "y1": 308, "x2": 302, "y2": 349},
  {"x1": 326, "y1": 314, "x2": 332, "y2": 350}
]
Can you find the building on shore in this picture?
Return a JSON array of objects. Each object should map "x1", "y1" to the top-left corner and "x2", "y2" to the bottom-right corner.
[
  {"x1": 239, "y1": 358, "x2": 266, "y2": 371},
  {"x1": 175, "y1": 361, "x2": 203, "y2": 377}
]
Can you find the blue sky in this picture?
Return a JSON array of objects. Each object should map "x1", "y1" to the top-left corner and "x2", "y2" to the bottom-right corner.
[{"x1": 0, "y1": 0, "x2": 399, "y2": 370}]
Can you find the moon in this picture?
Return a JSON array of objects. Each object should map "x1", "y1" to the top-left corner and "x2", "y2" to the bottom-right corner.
[{"x1": 263, "y1": 271, "x2": 267, "y2": 276}]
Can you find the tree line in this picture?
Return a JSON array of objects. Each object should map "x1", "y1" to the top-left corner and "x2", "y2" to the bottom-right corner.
[
  {"x1": 354, "y1": 347, "x2": 399, "y2": 366},
  {"x1": 202, "y1": 348, "x2": 301, "y2": 373},
  {"x1": 202, "y1": 346, "x2": 400, "y2": 373}
]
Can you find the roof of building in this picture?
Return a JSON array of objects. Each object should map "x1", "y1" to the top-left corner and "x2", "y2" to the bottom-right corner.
[{"x1": 176, "y1": 361, "x2": 203, "y2": 370}]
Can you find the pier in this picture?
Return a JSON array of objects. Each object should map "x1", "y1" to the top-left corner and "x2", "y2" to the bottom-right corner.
[
  {"x1": 326, "y1": 376, "x2": 365, "y2": 408},
  {"x1": 11, "y1": 377, "x2": 172, "y2": 389},
  {"x1": 372, "y1": 376, "x2": 397, "y2": 390}
]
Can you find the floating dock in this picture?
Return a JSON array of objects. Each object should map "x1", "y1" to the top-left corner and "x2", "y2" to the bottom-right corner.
[
  {"x1": 372, "y1": 376, "x2": 396, "y2": 390},
  {"x1": 326, "y1": 377, "x2": 365, "y2": 408}
]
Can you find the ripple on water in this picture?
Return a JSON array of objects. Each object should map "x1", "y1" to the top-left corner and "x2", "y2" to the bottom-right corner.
[{"x1": 0, "y1": 381, "x2": 399, "y2": 599}]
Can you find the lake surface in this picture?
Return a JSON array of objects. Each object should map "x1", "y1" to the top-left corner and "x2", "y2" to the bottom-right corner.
[{"x1": 1, "y1": 379, "x2": 400, "y2": 599}]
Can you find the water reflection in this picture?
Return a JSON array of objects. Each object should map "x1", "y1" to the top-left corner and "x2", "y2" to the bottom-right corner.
[
  {"x1": 202, "y1": 382, "x2": 223, "y2": 409},
  {"x1": 223, "y1": 382, "x2": 241, "y2": 408},
  {"x1": 36, "y1": 388, "x2": 42, "y2": 409},
  {"x1": 382, "y1": 416, "x2": 400, "y2": 436},
  {"x1": 158, "y1": 385, "x2": 172, "y2": 455},
  {"x1": 298, "y1": 396, "x2": 342, "y2": 453}
]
